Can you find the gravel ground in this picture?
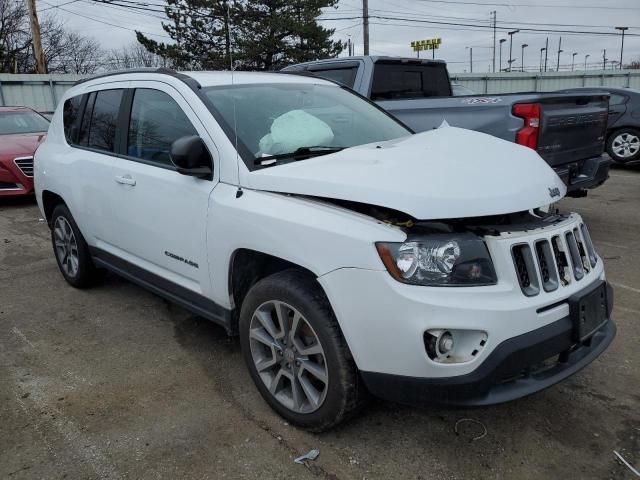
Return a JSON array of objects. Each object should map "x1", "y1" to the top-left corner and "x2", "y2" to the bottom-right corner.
[{"x1": 1, "y1": 167, "x2": 639, "y2": 480}]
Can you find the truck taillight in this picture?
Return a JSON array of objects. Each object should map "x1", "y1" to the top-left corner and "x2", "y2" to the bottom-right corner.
[{"x1": 513, "y1": 103, "x2": 541, "y2": 150}]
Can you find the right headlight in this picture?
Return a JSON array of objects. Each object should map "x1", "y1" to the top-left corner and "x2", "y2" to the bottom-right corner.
[{"x1": 376, "y1": 234, "x2": 497, "y2": 286}]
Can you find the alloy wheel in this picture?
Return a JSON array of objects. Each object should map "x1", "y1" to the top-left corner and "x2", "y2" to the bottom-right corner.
[
  {"x1": 248, "y1": 300, "x2": 329, "y2": 414},
  {"x1": 612, "y1": 132, "x2": 640, "y2": 159},
  {"x1": 53, "y1": 216, "x2": 79, "y2": 278}
]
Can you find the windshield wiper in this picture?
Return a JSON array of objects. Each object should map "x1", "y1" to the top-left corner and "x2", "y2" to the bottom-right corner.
[{"x1": 254, "y1": 146, "x2": 344, "y2": 166}]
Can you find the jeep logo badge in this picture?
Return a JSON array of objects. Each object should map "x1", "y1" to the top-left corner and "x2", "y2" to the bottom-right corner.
[{"x1": 548, "y1": 187, "x2": 561, "y2": 198}]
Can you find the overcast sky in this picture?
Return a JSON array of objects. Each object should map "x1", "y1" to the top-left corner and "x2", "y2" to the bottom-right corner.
[{"x1": 38, "y1": 0, "x2": 640, "y2": 73}]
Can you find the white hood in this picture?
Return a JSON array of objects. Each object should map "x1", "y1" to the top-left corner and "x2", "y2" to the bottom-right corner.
[{"x1": 244, "y1": 126, "x2": 566, "y2": 220}]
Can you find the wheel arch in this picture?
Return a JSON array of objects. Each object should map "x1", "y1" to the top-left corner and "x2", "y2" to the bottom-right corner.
[
  {"x1": 41, "y1": 190, "x2": 67, "y2": 226},
  {"x1": 227, "y1": 248, "x2": 323, "y2": 334}
]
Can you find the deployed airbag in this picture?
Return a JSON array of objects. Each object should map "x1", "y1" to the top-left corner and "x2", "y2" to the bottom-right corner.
[{"x1": 258, "y1": 110, "x2": 334, "y2": 156}]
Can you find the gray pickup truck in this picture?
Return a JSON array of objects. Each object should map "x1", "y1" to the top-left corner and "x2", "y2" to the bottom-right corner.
[{"x1": 283, "y1": 56, "x2": 611, "y2": 196}]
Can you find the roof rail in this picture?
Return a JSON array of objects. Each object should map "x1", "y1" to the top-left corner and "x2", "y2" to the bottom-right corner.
[{"x1": 73, "y1": 68, "x2": 201, "y2": 90}]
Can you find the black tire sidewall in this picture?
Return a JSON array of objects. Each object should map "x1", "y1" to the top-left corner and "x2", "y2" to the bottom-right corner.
[
  {"x1": 50, "y1": 205, "x2": 96, "y2": 288},
  {"x1": 239, "y1": 270, "x2": 358, "y2": 431},
  {"x1": 607, "y1": 128, "x2": 640, "y2": 163}
]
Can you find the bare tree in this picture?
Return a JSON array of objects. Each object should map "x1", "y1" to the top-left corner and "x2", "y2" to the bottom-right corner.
[
  {"x1": 0, "y1": 0, "x2": 31, "y2": 73},
  {"x1": 105, "y1": 43, "x2": 172, "y2": 71},
  {"x1": 0, "y1": 1, "x2": 104, "y2": 74}
]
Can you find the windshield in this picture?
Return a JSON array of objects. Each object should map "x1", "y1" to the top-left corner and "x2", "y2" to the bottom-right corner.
[
  {"x1": 0, "y1": 111, "x2": 50, "y2": 135},
  {"x1": 203, "y1": 83, "x2": 411, "y2": 169}
]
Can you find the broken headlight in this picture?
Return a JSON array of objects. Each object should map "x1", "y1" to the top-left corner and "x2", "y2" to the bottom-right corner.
[{"x1": 376, "y1": 234, "x2": 497, "y2": 286}]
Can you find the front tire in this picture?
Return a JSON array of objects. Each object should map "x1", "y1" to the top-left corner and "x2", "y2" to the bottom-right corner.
[
  {"x1": 50, "y1": 204, "x2": 103, "y2": 288},
  {"x1": 607, "y1": 128, "x2": 640, "y2": 164},
  {"x1": 239, "y1": 269, "x2": 365, "y2": 431}
]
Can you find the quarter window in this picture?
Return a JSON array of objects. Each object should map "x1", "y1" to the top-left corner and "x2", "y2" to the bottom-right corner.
[
  {"x1": 127, "y1": 88, "x2": 198, "y2": 165},
  {"x1": 77, "y1": 92, "x2": 95, "y2": 147},
  {"x1": 62, "y1": 95, "x2": 82, "y2": 143},
  {"x1": 87, "y1": 89, "x2": 124, "y2": 152}
]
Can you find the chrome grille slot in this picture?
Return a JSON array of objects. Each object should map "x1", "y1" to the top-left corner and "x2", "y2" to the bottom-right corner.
[
  {"x1": 551, "y1": 235, "x2": 571, "y2": 286},
  {"x1": 580, "y1": 223, "x2": 597, "y2": 268},
  {"x1": 14, "y1": 157, "x2": 34, "y2": 177},
  {"x1": 512, "y1": 244, "x2": 540, "y2": 296},
  {"x1": 534, "y1": 240, "x2": 559, "y2": 292},
  {"x1": 509, "y1": 218, "x2": 598, "y2": 296},
  {"x1": 565, "y1": 231, "x2": 584, "y2": 281},
  {"x1": 573, "y1": 227, "x2": 590, "y2": 273}
]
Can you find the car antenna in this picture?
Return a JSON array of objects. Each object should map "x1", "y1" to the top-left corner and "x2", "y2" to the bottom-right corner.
[{"x1": 226, "y1": 3, "x2": 243, "y2": 199}]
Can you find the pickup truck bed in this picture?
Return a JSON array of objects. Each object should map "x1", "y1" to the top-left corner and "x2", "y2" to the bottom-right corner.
[{"x1": 283, "y1": 56, "x2": 611, "y2": 195}]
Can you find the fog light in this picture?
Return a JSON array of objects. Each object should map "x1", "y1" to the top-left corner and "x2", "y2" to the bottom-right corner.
[
  {"x1": 438, "y1": 331, "x2": 454, "y2": 354},
  {"x1": 424, "y1": 329, "x2": 488, "y2": 364}
]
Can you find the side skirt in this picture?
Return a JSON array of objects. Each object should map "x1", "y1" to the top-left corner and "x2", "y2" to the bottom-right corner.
[{"x1": 90, "y1": 247, "x2": 233, "y2": 334}]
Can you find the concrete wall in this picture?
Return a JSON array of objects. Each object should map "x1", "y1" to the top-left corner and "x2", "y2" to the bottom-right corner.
[
  {"x1": 449, "y1": 70, "x2": 640, "y2": 94},
  {"x1": 0, "y1": 74, "x2": 85, "y2": 112},
  {"x1": 2, "y1": 70, "x2": 639, "y2": 111}
]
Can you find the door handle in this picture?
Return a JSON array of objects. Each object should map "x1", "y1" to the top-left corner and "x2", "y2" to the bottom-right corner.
[{"x1": 115, "y1": 175, "x2": 136, "y2": 186}]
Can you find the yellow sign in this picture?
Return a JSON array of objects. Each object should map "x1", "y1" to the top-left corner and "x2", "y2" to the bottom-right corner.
[{"x1": 411, "y1": 38, "x2": 442, "y2": 51}]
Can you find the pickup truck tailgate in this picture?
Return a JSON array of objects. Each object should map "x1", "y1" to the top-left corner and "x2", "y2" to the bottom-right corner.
[{"x1": 534, "y1": 94, "x2": 609, "y2": 167}]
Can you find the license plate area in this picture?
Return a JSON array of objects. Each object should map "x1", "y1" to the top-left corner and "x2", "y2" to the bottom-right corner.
[{"x1": 570, "y1": 281, "x2": 608, "y2": 342}]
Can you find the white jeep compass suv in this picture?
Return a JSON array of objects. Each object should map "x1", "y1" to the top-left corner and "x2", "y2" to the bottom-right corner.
[{"x1": 35, "y1": 68, "x2": 615, "y2": 431}]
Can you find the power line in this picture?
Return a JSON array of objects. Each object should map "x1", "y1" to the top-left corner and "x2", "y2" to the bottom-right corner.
[
  {"x1": 414, "y1": 0, "x2": 640, "y2": 10},
  {"x1": 318, "y1": 14, "x2": 640, "y2": 37}
]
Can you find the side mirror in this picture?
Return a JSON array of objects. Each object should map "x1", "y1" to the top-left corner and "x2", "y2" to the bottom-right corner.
[{"x1": 170, "y1": 135, "x2": 213, "y2": 180}]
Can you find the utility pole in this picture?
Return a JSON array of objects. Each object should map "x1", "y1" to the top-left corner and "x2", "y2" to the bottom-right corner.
[
  {"x1": 602, "y1": 49, "x2": 607, "y2": 70},
  {"x1": 540, "y1": 47, "x2": 546, "y2": 72},
  {"x1": 491, "y1": 11, "x2": 497, "y2": 72},
  {"x1": 25, "y1": 0, "x2": 47, "y2": 73},
  {"x1": 571, "y1": 52, "x2": 577, "y2": 71},
  {"x1": 556, "y1": 37, "x2": 563, "y2": 72},
  {"x1": 544, "y1": 37, "x2": 549, "y2": 72},
  {"x1": 347, "y1": 37, "x2": 353, "y2": 56},
  {"x1": 362, "y1": 0, "x2": 369, "y2": 56},
  {"x1": 584, "y1": 54, "x2": 590, "y2": 70},
  {"x1": 466, "y1": 47, "x2": 473, "y2": 73},
  {"x1": 507, "y1": 30, "x2": 519, "y2": 72},
  {"x1": 499, "y1": 38, "x2": 506, "y2": 72},
  {"x1": 615, "y1": 27, "x2": 628, "y2": 70},
  {"x1": 521, "y1": 44, "x2": 528, "y2": 72}
]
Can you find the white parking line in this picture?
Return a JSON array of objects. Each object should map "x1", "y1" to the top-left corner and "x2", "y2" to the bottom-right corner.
[
  {"x1": 615, "y1": 306, "x2": 640, "y2": 316},
  {"x1": 610, "y1": 282, "x2": 640, "y2": 295},
  {"x1": 597, "y1": 240, "x2": 630, "y2": 250}
]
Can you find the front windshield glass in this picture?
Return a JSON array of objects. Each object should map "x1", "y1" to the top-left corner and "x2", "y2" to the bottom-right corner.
[
  {"x1": 0, "y1": 111, "x2": 50, "y2": 135},
  {"x1": 203, "y1": 83, "x2": 411, "y2": 168}
]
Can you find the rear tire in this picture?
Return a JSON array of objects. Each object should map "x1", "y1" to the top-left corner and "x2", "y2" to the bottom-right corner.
[
  {"x1": 239, "y1": 269, "x2": 365, "y2": 431},
  {"x1": 50, "y1": 204, "x2": 103, "y2": 288},
  {"x1": 607, "y1": 128, "x2": 640, "y2": 164}
]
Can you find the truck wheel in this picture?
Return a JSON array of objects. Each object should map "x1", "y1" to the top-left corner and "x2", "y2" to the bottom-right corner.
[
  {"x1": 50, "y1": 205, "x2": 103, "y2": 288},
  {"x1": 239, "y1": 269, "x2": 365, "y2": 431},
  {"x1": 607, "y1": 128, "x2": 640, "y2": 164}
]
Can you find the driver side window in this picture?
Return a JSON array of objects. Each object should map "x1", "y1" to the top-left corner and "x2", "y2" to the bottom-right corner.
[{"x1": 127, "y1": 88, "x2": 198, "y2": 166}]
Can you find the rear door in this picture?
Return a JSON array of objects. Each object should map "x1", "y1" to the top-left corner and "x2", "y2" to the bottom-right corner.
[
  {"x1": 63, "y1": 85, "x2": 127, "y2": 243},
  {"x1": 607, "y1": 93, "x2": 628, "y2": 128},
  {"x1": 100, "y1": 82, "x2": 218, "y2": 297}
]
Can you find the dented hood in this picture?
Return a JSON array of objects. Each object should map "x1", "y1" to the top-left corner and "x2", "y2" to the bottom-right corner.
[{"x1": 244, "y1": 126, "x2": 566, "y2": 220}]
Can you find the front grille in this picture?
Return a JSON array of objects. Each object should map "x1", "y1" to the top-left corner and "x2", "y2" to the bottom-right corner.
[
  {"x1": 14, "y1": 157, "x2": 34, "y2": 177},
  {"x1": 512, "y1": 222, "x2": 597, "y2": 296}
]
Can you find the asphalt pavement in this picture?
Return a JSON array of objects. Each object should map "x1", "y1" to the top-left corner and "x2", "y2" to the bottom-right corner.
[{"x1": 1, "y1": 167, "x2": 639, "y2": 479}]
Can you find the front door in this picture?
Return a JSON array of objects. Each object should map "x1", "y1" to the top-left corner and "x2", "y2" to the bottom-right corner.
[{"x1": 99, "y1": 83, "x2": 218, "y2": 298}]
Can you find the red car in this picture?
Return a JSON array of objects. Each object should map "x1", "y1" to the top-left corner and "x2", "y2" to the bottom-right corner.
[{"x1": 0, "y1": 106, "x2": 50, "y2": 197}]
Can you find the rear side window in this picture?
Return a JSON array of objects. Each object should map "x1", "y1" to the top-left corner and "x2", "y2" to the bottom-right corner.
[
  {"x1": 310, "y1": 67, "x2": 358, "y2": 88},
  {"x1": 609, "y1": 94, "x2": 626, "y2": 105},
  {"x1": 62, "y1": 95, "x2": 82, "y2": 143},
  {"x1": 127, "y1": 88, "x2": 198, "y2": 165},
  {"x1": 371, "y1": 63, "x2": 452, "y2": 100},
  {"x1": 87, "y1": 89, "x2": 124, "y2": 152}
]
